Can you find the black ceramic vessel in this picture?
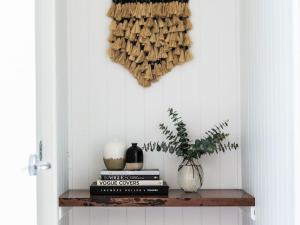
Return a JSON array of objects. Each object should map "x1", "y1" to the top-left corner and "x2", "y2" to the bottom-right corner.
[{"x1": 125, "y1": 143, "x2": 143, "y2": 170}]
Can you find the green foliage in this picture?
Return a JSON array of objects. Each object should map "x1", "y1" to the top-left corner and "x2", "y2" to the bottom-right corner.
[{"x1": 143, "y1": 108, "x2": 239, "y2": 163}]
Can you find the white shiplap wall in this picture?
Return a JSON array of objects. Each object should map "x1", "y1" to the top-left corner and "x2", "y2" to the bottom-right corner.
[
  {"x1": 57, "y1": 0, "x2": 69, "y2": 198},
  {"x1": 65, "y1": 0, "x2": 241, "y2": 225},
  {"x1": 57, "y1": 1, "x2": 69, "y2": 224},
  {"x1": 240, "y1": 0, "x2": 294, "y2": 225}
]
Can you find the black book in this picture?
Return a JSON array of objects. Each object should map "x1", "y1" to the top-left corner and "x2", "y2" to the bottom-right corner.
[
  {"x1": 90, "y1": 182, "x2": 169, "y2": 196},
  {"x1": 101, "y1": 175, "x2": 159, "y2": 180}
]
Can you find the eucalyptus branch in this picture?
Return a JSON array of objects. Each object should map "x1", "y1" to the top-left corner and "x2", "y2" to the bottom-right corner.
[
  {"x1": 143, "y1": 108, "x2": 239, "y2": 161},
  {"x1": 143, "y1": 108, "x2": 239, "y2": 191}
]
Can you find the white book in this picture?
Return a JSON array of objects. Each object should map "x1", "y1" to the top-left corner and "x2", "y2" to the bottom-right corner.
[
  {"x1": 96, "y1": 179, "x2": 164, "y2": 186},
  {"x1": 100, "y1": 169, "x2": 159, "y2": 176}
]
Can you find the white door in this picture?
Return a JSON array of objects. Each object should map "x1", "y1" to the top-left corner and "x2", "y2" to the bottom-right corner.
[
  {"x1": 0, "y1": 0, "x2": 44, "y2": 225},
  {"x1": 1, "y1": 0, "x2": 61, "y2": 224}
]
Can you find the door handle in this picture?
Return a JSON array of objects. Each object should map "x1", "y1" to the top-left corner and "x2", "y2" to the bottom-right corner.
[{"x1": 28, "y1": 154, "x2": 51, "y2": 176}]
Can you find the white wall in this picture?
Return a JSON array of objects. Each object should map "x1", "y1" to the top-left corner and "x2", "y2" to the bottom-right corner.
[
  {"x1": 57, "y1": 0, "x2": 69, "y2": 224},
  {"x1": 57, "y1": 0, "x2": 69, "y2": 198},
  {"x1": 65, "y1": 0, "x2": 242, "y2": 225},
  {"x1": 240, "y1": 0, "x2": 294, "y2": 225}
]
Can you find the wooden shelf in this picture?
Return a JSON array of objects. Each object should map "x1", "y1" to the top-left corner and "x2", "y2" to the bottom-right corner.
[{"x1": 59, "y1": 189, "x2": 255, "y2": 207}]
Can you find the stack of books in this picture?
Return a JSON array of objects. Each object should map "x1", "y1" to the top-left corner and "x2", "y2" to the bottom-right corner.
[{"x1": 90, "y1": 169, "x2": 169, "y2": 195}]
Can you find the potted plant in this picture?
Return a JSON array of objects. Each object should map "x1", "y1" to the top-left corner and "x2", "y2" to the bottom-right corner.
[{"x1": 143, "y1": 108, "x2": 238, "y2": 192}]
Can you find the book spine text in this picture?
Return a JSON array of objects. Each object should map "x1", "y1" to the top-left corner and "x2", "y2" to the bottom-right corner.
[
  {"x1": 101, "y1": 175, "x2": 159, "y2": 180},
  {"x1": 97, "y1": 180, "x2": 163, "y2": 186}
]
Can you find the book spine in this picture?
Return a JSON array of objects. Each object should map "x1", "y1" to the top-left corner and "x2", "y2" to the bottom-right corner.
[
  {"x1": 96, "y1": 180, "x2": 163, "y2": 186},
  {"x1": 90, "y1": 186, "x2": 169, "y2": 195},
  {"x1": 101, "y1": 175, "x2": 160, "y2": 180},
  {"x1": 100, "y1": 171, "x2": 159, "y2": 176}
]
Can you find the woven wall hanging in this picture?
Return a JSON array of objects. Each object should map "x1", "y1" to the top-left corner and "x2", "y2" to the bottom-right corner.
[{"x1": 107, "y1": 0, "x2": 193, "y2": 87}]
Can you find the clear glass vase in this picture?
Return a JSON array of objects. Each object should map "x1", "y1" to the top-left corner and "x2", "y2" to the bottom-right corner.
[{"x1": 177, "y1": 159, "x2": 203, "y2": 192}]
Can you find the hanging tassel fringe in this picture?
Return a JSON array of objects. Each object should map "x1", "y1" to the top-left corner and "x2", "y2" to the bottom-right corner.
[{"x1": 107, "y1": 0, "x2": 193, "y2": 87}]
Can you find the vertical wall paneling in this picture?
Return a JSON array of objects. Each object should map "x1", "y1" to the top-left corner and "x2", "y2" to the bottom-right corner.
[
  {"x1": 240, "y1": 0, "x2": 294, "y2": 225},
  {"x1": 89, "y1": 0, "x2": 111, "y2": 222},
  {"x1": 182, "y1": 207, "x2": 202, "y2": 225},
  {"x1": 144, "y1": 83, "x2": 165, "y2": 176},
  {"x1": 72, "y1": 208, "x2": 90, "y2": 225},
  {"x1": 68, "y1": 0, "x2": 90, "y2": 190},
  {"x1": 90, "y1": 208, "x2": 108, "y2": 225},
  {"x1": 218, "y1": 0, "x2": 240, "y2": 190},
  {"x1": 144, "y1": 84, "x2": 165, "y2": 225},
  {"x1": 180, "y1": 0, "x2": 202, "y2": 222},
  {"x1": 65, "y1": 0, "x2": 241, "y2": 225},
  {"x1": 108, "y1": 208, "x2": 127, "y2": 225},
  {"x1": 57, "y1": 0, "x2": 69, "y2": 198},
  {"x1": 57, "y1": 0, "x2": 69, "y2": 224},
  {"x1": 164, "y1": 208, "x2": 182, "y2": 225},
  {"x1": 67, "y1": 0, "x2": 91, "y2": 223},
  {"x1": 127, "y1": 208, "x2": 146, "y2": 225},
  {"x1": 145, "y1": 208, "x2": 164, "y2": 225},
  {"x1": 220, "y1": 208, "x2": 240, "y2": 225},
  {"x1": 218, "y1": 0, "x2": 241, "y2": 223},
  {"x1": 202, "y1": 208, "x2": 220, "y2": 225},
  {"x1": 196, "y1": 0, "x2": 221, "y2": 190}
]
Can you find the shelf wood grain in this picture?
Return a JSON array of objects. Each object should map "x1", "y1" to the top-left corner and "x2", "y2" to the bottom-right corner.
[{"x1": 59, "y1": 189, "x2": 255, "y2": 207}]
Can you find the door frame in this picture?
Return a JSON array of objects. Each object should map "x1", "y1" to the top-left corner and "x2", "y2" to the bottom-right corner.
[
  {"x1": 293, "y1": 0, "x2": 300, "y2": 224},
  {"x1": 36, "y1": 0, "x2": 59, "y2": 224}
]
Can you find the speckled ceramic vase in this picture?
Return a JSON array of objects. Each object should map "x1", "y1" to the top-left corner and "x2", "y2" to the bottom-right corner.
[{"x1": 103, "y1": 140, "x2": 127, "y2": 170}]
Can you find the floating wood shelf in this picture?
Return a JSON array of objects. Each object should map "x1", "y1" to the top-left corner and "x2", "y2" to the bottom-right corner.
[{"x1": 59, "y1": 189, "x2": 255, "y2": 207}]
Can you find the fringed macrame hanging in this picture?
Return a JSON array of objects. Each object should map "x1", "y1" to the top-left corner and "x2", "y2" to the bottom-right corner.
[{"x1": 107, "y1": 0, "x2": 193, "y2": 87}]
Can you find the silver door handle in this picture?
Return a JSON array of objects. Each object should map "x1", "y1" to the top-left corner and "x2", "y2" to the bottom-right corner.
[{"x1": 28, "y1": 154, "x2": 51, "y2": 176}]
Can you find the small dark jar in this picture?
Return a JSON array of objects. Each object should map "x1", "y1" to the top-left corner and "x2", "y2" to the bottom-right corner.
[{"x1": 125, "y1": 143, "x2": 143, "y2": 170}]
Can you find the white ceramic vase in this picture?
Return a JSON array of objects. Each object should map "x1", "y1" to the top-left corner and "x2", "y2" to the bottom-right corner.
[
  {"x1": 103, "y1": 140, "x2": 127, "y2": 170},
  {"x1": 178, "y1": 161, "x2": 203, "y2": 192}
]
